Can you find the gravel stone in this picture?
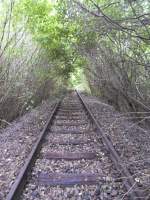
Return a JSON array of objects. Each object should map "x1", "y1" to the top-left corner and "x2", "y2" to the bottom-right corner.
[
  {"x1": 0, "y1": 100, "x2": 56, "y2": 199},
  {"x1": 83, "y1": 93, "x2": 150, "y2": 198},
  {"x1": 20, "y1": 94, "x2": 127, "y2": 199},
  {"x1": 2, "y1": 92, "x2": 146, "y2": 199}
]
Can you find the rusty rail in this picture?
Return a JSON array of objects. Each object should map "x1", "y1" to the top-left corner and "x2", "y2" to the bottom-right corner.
[
  {"x1": 6, "y1": 101, "x2": 60, "y2": 200},
  {"x1": 76, "y1": 90, "x2": 143, "y2": 200}
]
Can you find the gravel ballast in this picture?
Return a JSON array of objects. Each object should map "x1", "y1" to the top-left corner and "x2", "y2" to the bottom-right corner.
[
  {"x1": 83, "y1": 94, "x2": 150, "y2": 198},
  {"x1": 1, "y1": 92, "x2": 149, "y2": 199},
  {"x1": 0, "y1": 100, "x2": 56, "y2": 199},
  {"x1": 21, "y1": 94, "x2": 128, "y2": 200}
]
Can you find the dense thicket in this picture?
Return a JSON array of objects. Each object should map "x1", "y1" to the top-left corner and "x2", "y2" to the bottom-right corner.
[
  {"x1": 0, "y1": 0, "x2": 55, "y2": 124},
  {"x1": 0, "y1": 0, "x2": 150, "y2": 125},
  {"x1": 69, "y1": 0, "x2": 150, "y2": 113}
]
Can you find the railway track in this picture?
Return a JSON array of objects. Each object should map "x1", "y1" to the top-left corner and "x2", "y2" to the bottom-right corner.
[{"x1": 6, "y1": 91, "x2": 144, "y2": 200}]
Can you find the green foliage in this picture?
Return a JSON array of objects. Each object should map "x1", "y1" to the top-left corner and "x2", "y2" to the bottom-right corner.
[
  {"x1": 13, "y1": 0, "x2": 150, "y2": 97},
  {"x1": 13, "y1": 0, "x2": 87, "y2": 86}
]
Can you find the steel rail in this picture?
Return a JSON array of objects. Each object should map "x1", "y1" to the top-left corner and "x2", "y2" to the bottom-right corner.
[
  {"x1": 76, "y1": 90, "x2": 143, "y2": 200},
  {"x1": 6, "y1": 100, "x2": 61, "y2": 200}
]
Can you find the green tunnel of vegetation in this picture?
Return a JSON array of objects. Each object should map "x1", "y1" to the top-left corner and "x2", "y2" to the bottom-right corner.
[
  {"x1": 0, "y1": 0, "x2": 150, "y2": 124},
  {"x1": 13, "y1": 0, "x2": 89, "y2": 88}
]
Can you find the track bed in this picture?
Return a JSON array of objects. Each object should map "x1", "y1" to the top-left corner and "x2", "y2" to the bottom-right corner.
[{"x1": 7, "y1": 91, "x2": 145, "y2": 200}]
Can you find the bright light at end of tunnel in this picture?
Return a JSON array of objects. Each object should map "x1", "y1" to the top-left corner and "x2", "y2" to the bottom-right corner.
[{"x1": 48, "y1": 0, "x2": 56, "y2": 3}]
